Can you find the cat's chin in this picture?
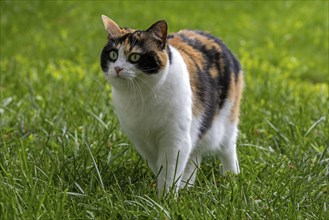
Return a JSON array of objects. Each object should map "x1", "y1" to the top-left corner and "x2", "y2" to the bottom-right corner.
[{"x1": 105, "y1": 75, "x2": 134, "y2": 89}]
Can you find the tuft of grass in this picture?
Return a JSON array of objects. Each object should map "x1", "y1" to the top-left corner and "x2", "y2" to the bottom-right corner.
[{"x1": 1, "y1": 1, "x2": 328, "y2": 219}]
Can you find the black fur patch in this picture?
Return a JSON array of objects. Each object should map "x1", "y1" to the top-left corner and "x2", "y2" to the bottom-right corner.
[
  {"x1": 100, "y1": 44, "x2": 112, "y2": 72},
  {"x1": 196, "y1": 69, "x2": 217, "y2": 138},
  {"x1": 166, "y1": 46, "x2": 172, "y2": 64},
  {"x1": 137, "y1": 51, "x2": 161, "y2": 74}
]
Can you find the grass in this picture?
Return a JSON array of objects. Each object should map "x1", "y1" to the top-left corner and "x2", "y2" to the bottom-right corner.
[{"x1": 1, "y1": 1, "x2": 328, "y2": 219}]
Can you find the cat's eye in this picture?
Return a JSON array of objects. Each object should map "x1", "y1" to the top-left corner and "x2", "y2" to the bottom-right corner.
[
  {"x1": 129, "y1": 53, "x2": 141, "y2": 63},
  {"x1": 109, "y1": 50, "x2": 118, "y2": 61}
]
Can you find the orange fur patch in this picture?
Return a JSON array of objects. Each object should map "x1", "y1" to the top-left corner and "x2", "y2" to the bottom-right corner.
[{"x1": 230, "y1": 71, "x2": 244, "y2": 122}]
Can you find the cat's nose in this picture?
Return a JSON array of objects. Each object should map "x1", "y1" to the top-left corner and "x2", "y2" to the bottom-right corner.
[{"x1": 114, "y1": 66, "x2": 123, "y2": 74}]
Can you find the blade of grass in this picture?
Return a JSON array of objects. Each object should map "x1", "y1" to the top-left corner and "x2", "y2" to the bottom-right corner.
[{"x1": 84, "y1": 139, "x2": 104, "y2": 190}]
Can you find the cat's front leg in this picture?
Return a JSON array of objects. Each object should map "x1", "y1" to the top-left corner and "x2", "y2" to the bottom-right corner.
[{"x1": 155, "y1": 136, "x2": 192, "y2": 197}]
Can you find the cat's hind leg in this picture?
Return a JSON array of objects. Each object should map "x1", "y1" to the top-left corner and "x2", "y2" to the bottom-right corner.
[{"x1": 218, "y1": 122, "x2": 240, "y2": 174}]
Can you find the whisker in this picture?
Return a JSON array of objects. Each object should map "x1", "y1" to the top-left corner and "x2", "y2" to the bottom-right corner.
[
  {"x1": 132, "y1": 78, "x2": 145, "y2": 116},
  {"x1": 134, "y1": 79, "x2": 144, "y2": 104},
  {"x1": 129, "y1": 78, "x2": 139, "y2": 107},
  {"x1": 81, "y1": 75, "x2": 107, "y2": 104},
  {"x1": 135, "y1": 76, "x2": 160, "y2": 105},
  {"x1": 85, "y1": 75, "x2": 103, "y2": 84},
  {"x1": 127, "y1": 79, "x2": 134, "y2": 106},
  {"x1": 141, "y1": 67, "x2": 162, "y2": 72}
]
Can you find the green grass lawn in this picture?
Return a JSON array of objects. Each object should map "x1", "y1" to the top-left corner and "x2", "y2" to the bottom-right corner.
[{"x1": 1, "y1": 1, "x2": 328, "y2": 219}]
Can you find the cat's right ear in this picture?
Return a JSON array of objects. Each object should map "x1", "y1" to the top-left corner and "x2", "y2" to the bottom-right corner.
[
  {"x1": 146, "y1": 20, "x2": 168, "y2": 49},
  {"x1": 101, "y1": 15, "x2": 121, "y2": 38}
]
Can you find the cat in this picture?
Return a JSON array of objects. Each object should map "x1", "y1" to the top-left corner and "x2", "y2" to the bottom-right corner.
[{"x1": 100, "y1": 15, "x2": 244, "y2": 196}]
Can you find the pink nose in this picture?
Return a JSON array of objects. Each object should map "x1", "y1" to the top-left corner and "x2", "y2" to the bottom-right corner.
[{"x1": 114, "y1": 66, "x2": 123, "y2": 74}]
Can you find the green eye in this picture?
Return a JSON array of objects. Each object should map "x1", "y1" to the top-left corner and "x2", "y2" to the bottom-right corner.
[
  {"x1": 129, "y1": 53, "x2": 141, "y2": 63},
  {"x1": 109, "y1": 50, "x2": 118, "y2": 61}
]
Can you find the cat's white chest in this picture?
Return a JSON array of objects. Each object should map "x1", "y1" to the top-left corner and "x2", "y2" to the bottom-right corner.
[{"x1": 112, "y1": 91, "x2": 164, "y2": 137}]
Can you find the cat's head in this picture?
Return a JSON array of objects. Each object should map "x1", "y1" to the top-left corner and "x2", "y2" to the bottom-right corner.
[{"x1": 100, "y1": 15, "x2": 169, "y2": 89}]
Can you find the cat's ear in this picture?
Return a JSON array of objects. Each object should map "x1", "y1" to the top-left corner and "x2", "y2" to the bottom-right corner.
[
  {"x1": 101, "y1": 15, "x2": 121, "y2": 38},
  {"x1": 146, "y1": 20, "x2": 168, "y2": 48}
]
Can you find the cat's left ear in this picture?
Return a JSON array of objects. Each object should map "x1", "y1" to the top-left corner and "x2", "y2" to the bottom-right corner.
[
  {"x1": 146, "y1": 20, "x2": 168, "y2": 49},
  {"x1": 101, "y1": 15, "x2": 122, "y2": 38}
]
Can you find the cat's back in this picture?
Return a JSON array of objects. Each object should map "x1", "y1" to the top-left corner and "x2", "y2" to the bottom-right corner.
[
  {"x1": 168, "y1": 29, "x2": 225, "y2": 55},
  {"x1": 167, "y1": 30, "x2": 243, "y2": 125},
  {"x1": 167, "y1": 29, "x2": 241, "y2": 78}
]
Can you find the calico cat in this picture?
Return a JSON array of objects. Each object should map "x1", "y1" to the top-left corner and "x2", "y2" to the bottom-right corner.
[{"x1": 100, "y1": 15, "x2": 243, "y2": 196}]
